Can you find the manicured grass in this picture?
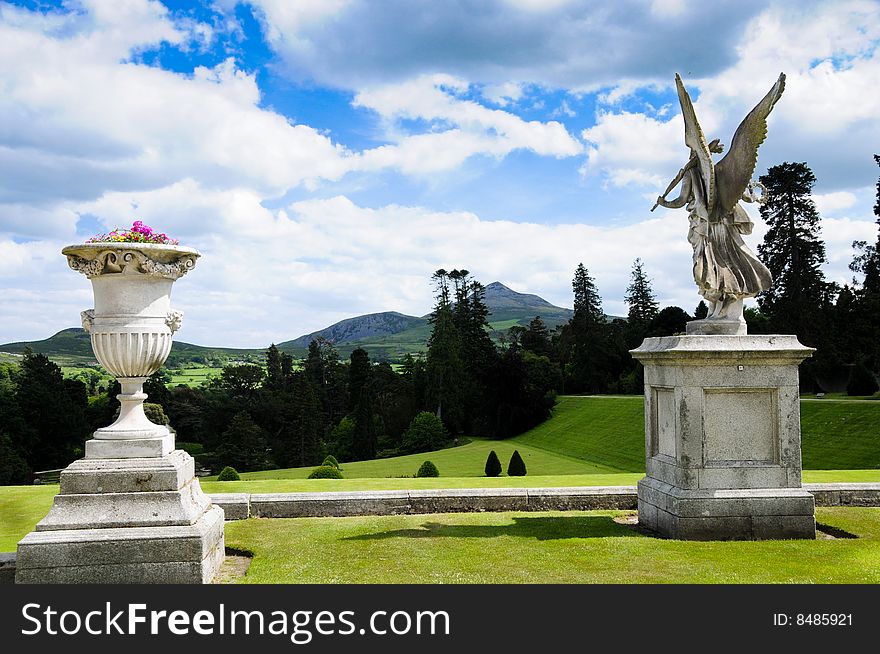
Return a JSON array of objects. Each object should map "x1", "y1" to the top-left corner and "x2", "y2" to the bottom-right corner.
[
  {"x1": 514, "y1": 396, "x2": 645, "y2": 471},
  {"x1": 0, "y1": 485, "x2": 59, "y2": 551},
  {"x1": 801, "y1": 401, "x2": 880, "y2": 470},
  {"x1": 235, "y1": 439, "x2": 621, "y2": 481},
  {"x1": 4, "y1": 469, "x2": 876, "y2": 552},
  {"x1": 224, "y1": 507, "x2": 880, "y2": 583},
  {"x1": 226, "y1": 395, "x2": 879, "y2": 481}
]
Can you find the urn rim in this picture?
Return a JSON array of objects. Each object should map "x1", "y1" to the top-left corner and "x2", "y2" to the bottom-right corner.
[{"x1": 62, "y1": 242, "x2": 201, "y2": 260}]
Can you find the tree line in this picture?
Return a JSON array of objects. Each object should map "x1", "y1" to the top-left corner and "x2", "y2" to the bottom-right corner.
[{"x1": 0, "y1": 157, "x2": 877, "y2": 483}]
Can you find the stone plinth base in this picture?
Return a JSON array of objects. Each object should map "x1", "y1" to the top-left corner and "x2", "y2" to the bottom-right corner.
[
  {"x1": 15, "y1": 450, "x2": 224, "y2": 584},
  {"x1": 631, "y1": 334, "x2": 815, "y2": 541},
  {"x1": 638, "y1": 477, "x2": 815, "y2": 540}
]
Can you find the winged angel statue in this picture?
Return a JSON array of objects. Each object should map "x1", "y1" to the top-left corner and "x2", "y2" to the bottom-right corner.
[{"x1": 652, "y1": 73, "x2": 785, "y2": 331}]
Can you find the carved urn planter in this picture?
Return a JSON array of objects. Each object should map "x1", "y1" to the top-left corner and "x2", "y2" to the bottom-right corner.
[
  {"x1": 62, "y1": 242, "x2": 199, "y2": 458},
  {"x1": 15, "y1": 238, "x2": 224, "y2": 584}
]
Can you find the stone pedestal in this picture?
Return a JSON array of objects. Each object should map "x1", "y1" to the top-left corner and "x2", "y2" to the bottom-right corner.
[
  {"x1": 16, "y1": 450, "x2": 224, "y2": 583},
  {"x1": 631, "y1": 334, "x2": 816, "y2": 540}
]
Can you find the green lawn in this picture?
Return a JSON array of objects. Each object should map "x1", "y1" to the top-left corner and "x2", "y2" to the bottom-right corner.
[
  {"x1": 238, "y1": 439, "x2": 619, "y2": 481},
  {"x1": 3, "y1": 469, "x2": 876, "y2": 552},
  {"x1": 220, "y1": 395, "x2": 879, "y2": 482},
  {"x1": 223, "y1": 507, "x2": 880, "y2": 583}
]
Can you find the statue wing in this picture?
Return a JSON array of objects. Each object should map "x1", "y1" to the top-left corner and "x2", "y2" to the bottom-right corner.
[
  {"x1": 714, "y1": 73, "x2": 786, "y2": 215},
  {"x1": 675, "y1": 73, "x2": 715, "y2": 213}
]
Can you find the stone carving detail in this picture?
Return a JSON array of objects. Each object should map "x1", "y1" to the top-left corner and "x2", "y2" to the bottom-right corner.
[
  {"x1": 65, "y1": 248, "x2": 197, "y2": 280},
  {"x1": 67, "y1": 255, "x2": 104, "y2": 278},
  {"x1": 91, "y1": 331, "x2": 173, "y2": 378},
  {"x1": 80, "y1": 309, "x2": 95, "y2": 333},
  {"x1": 652, "y1": 73, "x2": 785, "y2": 328},
  {"x1": 165, "y1": 310, "x2": 184, "y2": 333}
]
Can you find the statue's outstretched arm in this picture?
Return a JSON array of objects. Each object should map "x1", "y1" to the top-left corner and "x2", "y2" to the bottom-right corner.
[{"x1": 654, "y1": 172, "x2": 691, "y2": 210}]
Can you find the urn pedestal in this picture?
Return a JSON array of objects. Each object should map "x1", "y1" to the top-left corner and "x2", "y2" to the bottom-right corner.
[
  {"x1": 15, "y1": 243, "x2": 225, "y2": 584},
  {"x1": 631, "y1": 335, "x2": 816, "y2": 541}
]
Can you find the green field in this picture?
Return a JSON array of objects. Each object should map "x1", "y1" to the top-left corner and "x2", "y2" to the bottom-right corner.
[
  {"x1": 167, "y1": 366, "x2": 225, "y2": 386},
  {"x1": 224, "y1": 507, "x2": 880, "y2": 583}
]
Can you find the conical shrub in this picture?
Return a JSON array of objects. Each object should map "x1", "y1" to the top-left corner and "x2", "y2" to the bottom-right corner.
[
  {"x1": 485, "y1": 450, "x2": 502, "y2": 477},
  {"x1": 507, "y1": 450, "x2": 527, "y2": 476}
]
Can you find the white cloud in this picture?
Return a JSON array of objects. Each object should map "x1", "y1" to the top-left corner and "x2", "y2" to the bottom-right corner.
[
  {"x1": 580, "y1": 110, "x2": 683, "y2": 188},
  {"x1": 0, "y1": 2, "x2": 352, "y2": 228},
  {"x1": 351, "y1": 75, "x2": 583, "y2": 175},
  {"x1": 482, "y1": 81, "x2": 525, "y2": 106},
  {"x1": 813, "y1": 191, "x2": 858, "y2": 216}
]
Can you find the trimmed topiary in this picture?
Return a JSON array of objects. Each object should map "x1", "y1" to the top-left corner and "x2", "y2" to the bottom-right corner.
[
  {"x1": 308, "y1": 465, "x2": 344, "y2": 479},
  {"x1": 507, "y1": 450, "x2": 527, "y2": 476},
  {"x1": 217, "y1": 466, "x2": 240, "y2": 481},
  {"x1": 416, "y1": 460, "x2": 439, "y2": 477},
  {"x1": 322, "y1": 455, "x2": 340, "y2": 469},
  {"x1": 485, "y1": 450, "x2": 502, "y2": 477}
]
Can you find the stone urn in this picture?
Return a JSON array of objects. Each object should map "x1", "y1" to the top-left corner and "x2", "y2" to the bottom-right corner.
[
  {"x1": 15, "y1": 240, "x2": 224, "y2": 584},
  {"x1": 61, "y1": 242, "x2": 199, "y2": 458}
]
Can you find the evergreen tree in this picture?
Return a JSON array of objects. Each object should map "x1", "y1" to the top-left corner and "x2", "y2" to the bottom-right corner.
[
  {"x1": 348, "y1": 348, "x2": 377, "y2": 460},
  {"x1": 507, "y1": 449, "x2": 527, "y2": 476},
  {"x1": 757, "y1": 162, "x2": 836, "y2": 340},
  {"x1": 14, "y1": 349, "x2": 88, "y2": 469},
  {"x1": 265, "y1": 343, "x2": 284, "y2": 391},
  {"x1": 694, "y1": 301, "x2": 709, "y2": 319},
  {"x1": 425, "y1": 269, "x2": 464, "y2": 430},
  {"x1": 520, "y1": 316, "x2": 552, "y2": 357},
  {"x1": 484, "y1": 450, "x2": 502, "y2": 477},
  {"x1": 843, "y1": 155, "x2": 880, "y2": 371},
  {"x1": 215, "y1": 411, "x2": 272, "y2": 472},
  {"x1": 650, "y1": 306, "x2": 691, "y2": 336},
  {"x1": 572, "y1": 262, "x2": 605, "y2": 326},
  {"x1": 560, "y1": 263, "x2": 617, "y2": 394},
  {"x1": 625, "y1": 258, "x2": 660, "y2": 332}
]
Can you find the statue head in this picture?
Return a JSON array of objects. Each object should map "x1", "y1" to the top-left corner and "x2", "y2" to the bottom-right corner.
[{"x1": 708, "y1": 138, "x2": 724, "y2": 154}]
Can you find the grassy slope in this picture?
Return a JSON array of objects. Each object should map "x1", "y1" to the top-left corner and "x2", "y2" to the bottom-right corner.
[{"x1": 225, "y1": 507, "x2": 880, "y2": 583}]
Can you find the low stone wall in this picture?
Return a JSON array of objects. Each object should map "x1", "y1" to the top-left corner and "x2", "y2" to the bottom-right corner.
[{"x1": 208, "y1": 483, "x2": 880, "y2": 520}]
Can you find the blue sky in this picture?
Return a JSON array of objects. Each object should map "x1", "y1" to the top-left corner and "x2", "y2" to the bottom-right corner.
[{"x1": 0, "y1": 0, "x2": 878, "y2": 347}]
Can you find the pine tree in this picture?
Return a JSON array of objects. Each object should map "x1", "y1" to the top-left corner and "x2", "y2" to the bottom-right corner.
[
  {"x1": 572, "y1": 262, "x2": 604, "y2": 326},
  {"x1": 348, "y1": 348, "x2": 377, "y2": 460},
  {"x1": 625, "y1": 258, "x2": 659, "y2": 348},
  {"x1": 842, "y1": 155, "x2": 880, "y2": 371},
  {"x1": 757, "y1": 162, "x2": 836, "y2": 340},
  {"x1": 520, "y1": 316, "x2": 551, "y2": 357},
  {"x1": 560, "y1": 263, "x2": 617, "y2": 394},
  {"x1": 426, "y1": 269, "x2": 464, "y2": 430},
  {"x1": 265, "y1": 343, "x2": 284, "y2": 391},
  {"x1": 694, "y1": 301, "x2": 709, "y2": 319}
]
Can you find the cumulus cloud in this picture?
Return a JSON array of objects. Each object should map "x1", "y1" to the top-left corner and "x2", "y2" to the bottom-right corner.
[
  {"x1": 247, "y1": 0, "x2": 760, "y2": 90},
  {"x1": 0, "y1": 0, "x2": 351, "y2": 236},
  {"x1": 351, "y1": 75, "x2": 583, "y2": 174}
]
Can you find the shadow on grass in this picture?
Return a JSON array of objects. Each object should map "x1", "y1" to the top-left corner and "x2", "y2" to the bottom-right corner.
[{"x1": 343, "y1": 515, "x2": 642, "y2": 542}]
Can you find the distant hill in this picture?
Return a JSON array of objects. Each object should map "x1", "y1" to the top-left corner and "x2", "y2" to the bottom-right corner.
[
  {"x1": 1, "y1": 281, "x2": 576, "y2": 365},
  {"x1": 278, "y1": 311, "x2": 425, "y2": 351},
  {"x1": 0, "y1": 328, "x2": 264, "y2": 367}
]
